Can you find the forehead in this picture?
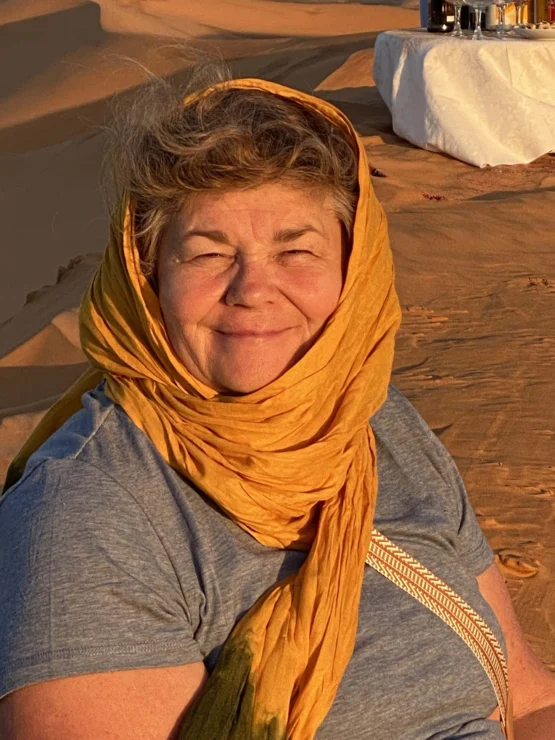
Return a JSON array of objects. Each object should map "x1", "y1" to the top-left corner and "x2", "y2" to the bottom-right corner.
[{"x1": 174, "y1": 182, "x2": 336, "y2": 231}]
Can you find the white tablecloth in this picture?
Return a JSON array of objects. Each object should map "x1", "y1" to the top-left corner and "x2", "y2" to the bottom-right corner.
[{"x1": 373, "y1": 29, "x2": 555, "y2": 167}]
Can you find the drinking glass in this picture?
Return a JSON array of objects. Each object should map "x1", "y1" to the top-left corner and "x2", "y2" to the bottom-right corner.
[
  {"x1": 512, "y1": 0, "x2": 526, "y2": 27},
  {"x1": 463, "y1": 0, "x2": 490, "y2": 40},
  {"x1": 450, "y1": 0, "x2": 465, "y2": 36},
  {"x1": 492, "y1": 0, "x2": 511, "y2": 37}
]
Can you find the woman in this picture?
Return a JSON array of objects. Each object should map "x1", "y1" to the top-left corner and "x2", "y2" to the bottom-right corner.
[{"x1": 0, "y1": 62, "x2": 554, "y2": 740}]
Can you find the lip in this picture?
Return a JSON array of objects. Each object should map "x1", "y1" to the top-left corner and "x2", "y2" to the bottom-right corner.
[{"x1": 214, "y1": 328, "x2": 291, "y2": 338}]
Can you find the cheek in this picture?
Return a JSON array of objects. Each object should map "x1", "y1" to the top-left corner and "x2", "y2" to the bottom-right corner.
[
  {"x1": 158, "y1": 270, "x2": 221, "y2": 329},
  {"x1": 286, "y1": 268, "x2": 343, "y2": 325}
]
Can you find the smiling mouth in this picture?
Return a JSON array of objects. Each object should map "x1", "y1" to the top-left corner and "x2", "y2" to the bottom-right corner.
[{"x1": 215, "y1": 328, "x2": 291, "y2": 338}]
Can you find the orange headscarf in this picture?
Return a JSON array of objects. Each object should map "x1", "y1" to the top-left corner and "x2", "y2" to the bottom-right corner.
[{"x1": 4, "y1": 79, "x2": 402, "y2": 739}]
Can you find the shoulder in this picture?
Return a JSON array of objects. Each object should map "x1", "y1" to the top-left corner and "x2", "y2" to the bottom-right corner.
[
  {"x1": 371, "y1": 383, "x2": 436, "y2": 441},
  {"x1": 1, "y1": 383, "x2": 174, "y2": 527},
  {"x1": 371, "y1": 383, "x2": 445, "y2": 476},
  {"x1": 371, "y1": 383, "x2": 460, "y2": 508},
  {"x1": 0, "y1": 453, "x2": 165, "y2": 579},
  {"x1": 0, "y1": 391, "x2": 207, "y2": 704},
  {"x1": 372, "y1": 384, "x2": 493, "y2": 576},
  {"x1": 0, "y1": 384, "x2": 174, "y2": 569},
  {"x1": 372, "y1": 383, "x2": 459, "y2": 482},
  {"x1": 18, "y1": 383, "x2": 162, "y2": 484}
]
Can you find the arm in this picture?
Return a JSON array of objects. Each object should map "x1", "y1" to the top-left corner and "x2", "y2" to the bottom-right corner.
[
  {"x1": 0, "y1": 662, "x2": 207, "y2": 740},
  {"x1": 476, "y1": 562, "x2": 555, "y2": 739}
]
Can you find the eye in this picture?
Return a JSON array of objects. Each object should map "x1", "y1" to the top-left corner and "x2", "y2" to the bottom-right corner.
[
  {"x1": 281, "y1": 249, "x2": 315, "y2": 258},
  {"x1": 192, "y1": 252, "x2": 232, "y2": 263}
]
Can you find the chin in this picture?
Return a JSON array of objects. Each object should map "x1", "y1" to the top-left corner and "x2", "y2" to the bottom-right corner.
[
  {"x1": 214, "y1": 361, "x2": 293, "y2": 395},
  {"x1": 218, "y1": 374, "x2": 282, "y2": 395}
]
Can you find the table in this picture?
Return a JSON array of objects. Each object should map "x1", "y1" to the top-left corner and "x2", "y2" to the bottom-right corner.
[{"x1": 373, "y1": 29, "x2": 555, "y2": 167}]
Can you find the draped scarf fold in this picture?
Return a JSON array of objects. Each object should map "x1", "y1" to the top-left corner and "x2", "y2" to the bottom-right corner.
[{"x1": 3, "y1": 79, "x2": 402, "y2": 739}]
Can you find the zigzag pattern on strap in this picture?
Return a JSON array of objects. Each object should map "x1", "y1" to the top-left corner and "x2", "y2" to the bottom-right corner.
[{"x1": 365, "y1": 529, "x2": 509, "y2": 732}]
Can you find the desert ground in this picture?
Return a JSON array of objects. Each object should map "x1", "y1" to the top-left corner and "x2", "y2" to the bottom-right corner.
[{"x1": 1, "y1": 0, "x2": 554, "y2": 670}]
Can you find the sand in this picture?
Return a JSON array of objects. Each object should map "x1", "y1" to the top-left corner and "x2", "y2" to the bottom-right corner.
[{"x1": 1, "y1": 0, "x2": 554, "y2": 671}]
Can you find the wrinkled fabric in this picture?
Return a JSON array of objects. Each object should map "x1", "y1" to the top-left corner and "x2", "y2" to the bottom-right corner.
[{"x1": 3, "y1": 79, "x2": 402, "y2": 739}]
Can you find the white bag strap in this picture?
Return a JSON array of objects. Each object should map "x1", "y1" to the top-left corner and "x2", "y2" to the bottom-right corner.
[{"x1": 366, "y1": 529, "x2": 511, "y2": 737}]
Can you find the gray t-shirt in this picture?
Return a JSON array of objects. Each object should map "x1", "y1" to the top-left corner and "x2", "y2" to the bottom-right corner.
[{"x1": 0, "y1": 383, "x2": 506, "y2": 739}]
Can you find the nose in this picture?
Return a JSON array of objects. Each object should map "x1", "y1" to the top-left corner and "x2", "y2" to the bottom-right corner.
[{"x1": 224, "y1": 257, "x2": 277, "y2": 308}]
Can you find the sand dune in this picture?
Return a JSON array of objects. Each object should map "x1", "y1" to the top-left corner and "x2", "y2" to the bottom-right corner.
[
  {"x1": 1, "y1": 0, "x2": 554, "y2": 671},
  {"x1": 97, "y1": 0, "x2": 418, "y2": 38},
  {"x1": 0, "y1": 3, "x2": 194, "y2": 132},
  {"x1": 0, "y1": 0, "x2": 87, "y2": 25}
]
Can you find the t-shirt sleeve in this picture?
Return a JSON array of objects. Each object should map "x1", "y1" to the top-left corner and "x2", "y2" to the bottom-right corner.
[{"x1": 0, "y1": 458, "x2": 204, "y2": 701}]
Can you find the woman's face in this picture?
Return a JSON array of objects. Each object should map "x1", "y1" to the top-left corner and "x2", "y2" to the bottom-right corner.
[{"x1": 157, "y1": 181, "x2": 347, "y2": 394}]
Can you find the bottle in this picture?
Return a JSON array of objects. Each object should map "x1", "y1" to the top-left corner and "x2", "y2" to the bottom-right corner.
[
  {"x1": 460, "y1": 4, "x2": 472, "y2": 28},
  {"x1": 427, "y1": 0, "x2": 456, "y2": 31},
  {"x1": 486, "y1": 4, "x2": 499, "y2": 27},
  {"x1": 536, "y1": 0, "x2": 555, "y2": 20},
  {"x1": 500, "y1": 1, "x2": 531, "y2": 24}
]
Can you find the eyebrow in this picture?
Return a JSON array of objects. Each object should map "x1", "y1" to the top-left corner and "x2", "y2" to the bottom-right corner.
[
  {"x1": 181, "y1": 229, "x2": 230, "y2": 244},
  {"x1": 274, "y1": 226, "x2": 322, "y2": 243},
  {"x1": 180, "y1": 226, "x2": 322, "y2": 245}
]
